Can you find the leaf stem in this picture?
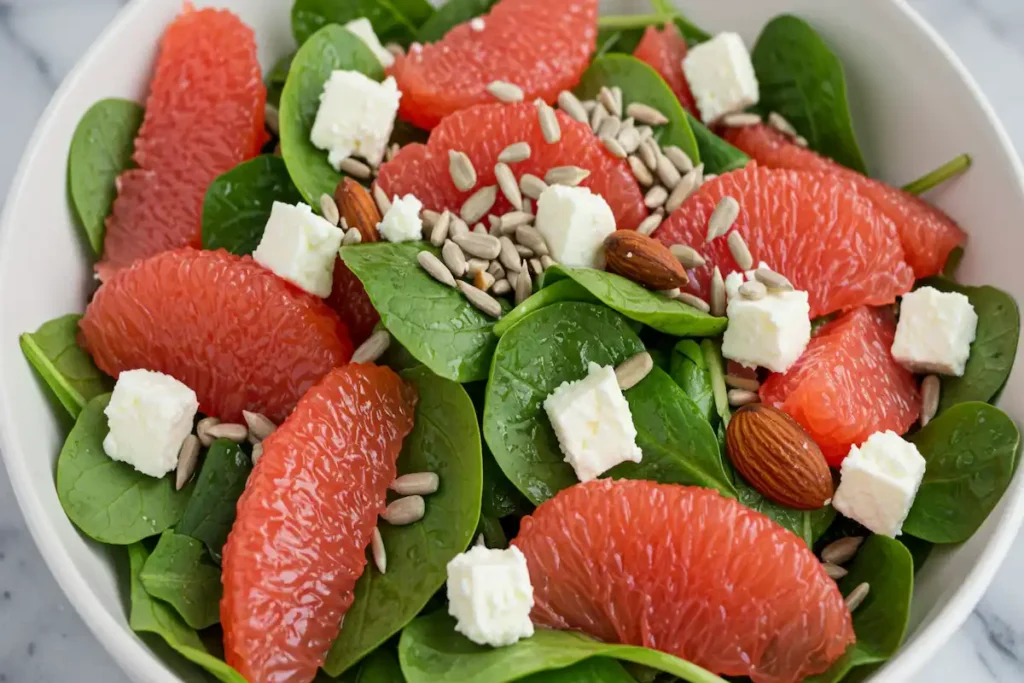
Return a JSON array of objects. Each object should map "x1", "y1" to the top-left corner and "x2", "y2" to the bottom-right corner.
[
  {"x1": 597, "y1": 13, "x2": 675, "y2": 30},
  {"x1": 902, "y1": 154, "x2": 972, "y2": 195}
]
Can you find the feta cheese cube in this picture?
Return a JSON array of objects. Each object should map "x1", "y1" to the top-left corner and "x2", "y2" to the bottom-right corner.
[
  {"x1": 377, "y1": 194, "x2": 423, "y2": 242},
  {"x1": 891, "y1": 286, "x2": 978, "y2": 376},
  {"x1": 253, "y1": 201, "x2": 344, "y2": 297},
  {"x1": 343, "y1": 18, "x2": 394, "y2": 68},
  {"x1": 446, "y1": 545, "x2": 535, "y2": 647},
  {"x1": 832, "y1": 430, "x2": 927, "y2": 537},
  {"x1": 310, "y1": 71, "x2": 401, "y2": 169},
  {"x1": 544, "y1": 362, "x2": 643, "y2": 482},
  {"x1": 721, "y1": 270, "x2": 811, "y2": 373},
  {"x1": 103, "y1": 369, "x2": 199, "y2": 478},
  {"x1": 534, "y1": 185, "x2": 616, "y2": 269},
  {"x1": 682, "y1": 32, "x2": 760, "y2": 124}
]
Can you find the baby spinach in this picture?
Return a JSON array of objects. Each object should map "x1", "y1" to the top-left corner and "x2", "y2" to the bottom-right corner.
[
  {"x1": 279, "y1": 25, "x2": 384, "y2": 205},
  {"x1": 523, "y1": 659, "x2": 637, "y2": 682},
  {"x1": 903, "y1": 402, "x2": 1020, "y2": 544},
  {"x1": 544, "y1": 266, "x2": 726, "y2": 337},
  {"x1": 902, "y1": 154, "x2": 972, "y2": 196},
  {"x1": 575, "y1": 54, "x2": 700, "y2": 164},
  {"x1": 128, "y1": 544, "x2": 245, "y2": 683},
  {"x1": 398, "y1": 611, "x2": 725, "y2": 683},
  {"x1": 291, "y1": 0, "x2": 429, "y2": 47},
  {"x1": 176, "y1": 440, "x2": 252, "y2": 563},
  {"x1": 140, "y1": 530, "x2": 221, "y2": 630},
  {"x1": 68, "y1": 98, "x2": 143, "y2": 255},
  {"x1": 341, "y1": 242, "x2": 505, "y2": 382},
  {"x1": 701, "y1": 340, "x2": 731, "y2": 428},
  {"x1": 669, "y1": 340, "x2": 715, "y2": 425},
  {"x1": 324, "y1": 367, "x2": 483, "y2": 676},
  {"x1": 807, "y1": 536, "x2": 913, "y2": 683},
  {"x1": 686, "y1": 113, "x2": 749, "y2": 175},
  {"x1": 56, "y1": 394, "x2": 192, "y2": 545},
  {"x1": 476, "y1": 514, "x2": 508, "y2": 548},
  {"x1": 339, "y1": 647, "x2": 405, "y2": 682},
  {"x1": 735, "y1": 478, "x2": 835, "y2": 547},
  {"x1": 417, "y1": 0, "x2": 497, "y2": 42},
  {"x1": 752, "y1": 15, "x2": 867, "y2": 174},
  {"x1": 482, "y1": 444, "x2": 532, "y2": 519},
  {"x1": 201, "y1": 156, "x2": 303, "y2": 257},
  {"x1": 265, "y1": 52, "x2": 293, "y2": 109},
  {"x1": 492, "y1": 278, "x2": 597, "y2": 337},
  {"x1": 20, "y1": 314, "x2": 112, "y2": 419},
  {"x1": 595, "y1": 28, "x2": 645, "y2": 58}
]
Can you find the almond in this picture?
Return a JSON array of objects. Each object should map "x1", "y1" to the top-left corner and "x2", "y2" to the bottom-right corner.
[
  {"x1": 334, "y1": 177, "x2": 381, "y2": 242},
  {"x1": 726, "y1": 404, "x2": 833, "y2": 510},
  {"x1": 604, "y1": 230, "x2": 688, "y2": 290}
]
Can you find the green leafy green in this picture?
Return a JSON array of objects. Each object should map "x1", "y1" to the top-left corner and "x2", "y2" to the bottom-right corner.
[
  {"x1": 140, "y1": 530, "x2": 221, "y2": 630},
  {"x1": 903, "y1": 402, "x2": 1020, "y2": 544},
  {"x1": 752, "y1": 15, "x2": 867, "y2": 174},
  {"x1": 201, "y1": 156, "x2": 303, "y2": 256},
  {"x1": 595, "y1": 28, "x2": 645, "y2": 58},
  {"x1": 291, "y1": 0, "x2": 428, "y2": 47},
  {"x1": 544, "y1": 266, "x2": 726, "y2": 337},
  {"x1": 417, "y1": 0, "x2": 497, "y2": 42},
  {"x1": 324, "y1": 367, "x2": 483, "y2": 676},
  {"x1": 176, "y1": 440, "x2": 252, "y2": 563},
  {"x1": 128, "y1": 544, "x2": 245, "y2": 683},
  {"x1": 669, "y1": 340, "x2": 715, "y2": 426},
  {"x1": 942, "y1": 248, "x2": 964, "y2": 280},
  {"x1": 341, "y1": 242, "x2": 505, "y2": 382},
  {"x1": 482, "y1": 444, "x2": 532, "y2": 519},
  {"x1": 492, "y1": 278, "x2": 597, "y2": 337},
  {"x1": 902, "y1": 154, "x2": 972, "y2": 196},
  {"x1": 686, "y1": 113, "x2": 749, "y2": 175},
  {"x1": 398, "y1": 611, "x2": 724, "y2": 683},
  {"x1": 279, "y1": 25, "x2": 385, "y2": 204},
  {"x1": 338, "y1": 646, "x2": 405, "y2": 682},
  {"x1": 735, "y1": 477, "x2": 835, "y2": 547},
  {"x1": 20, "y1": 314, "x2": 112, "y2": 419},
  {"x1": 807, "y1": 536, "x2": 913, "y2": 683},
  {"x1": 701, "y1": 340, "x2": 731, "y2": 427},
  {"x1": 56, "y1": 395, "x2": 192, "y2": 544},
  {"x1": 265, "y1": 52, "x2": 294, "y2": 109},
  {"x1": 575, "y1": 54, "x2": 700, "y2": 164},
  {"x1": 475, "y1": 514, "x2": 508, "y2": 548},
  {"x1": 67, "y1": 98, "x2": 143, "y2": 255},
  {"x1": 522, "y1": 659, "x2": 637, "y2": 682}
]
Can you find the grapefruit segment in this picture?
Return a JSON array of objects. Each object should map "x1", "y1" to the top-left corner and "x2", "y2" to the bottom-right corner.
[
  {"x1": 376, "y1": 102, "x2": 647, "y2": 230},
  {"x1": 513, "y1": 479, "x2": 854, "y2": 683},
  {"x1": 221, "y1": 365, "x2": 417, "y2": 683},
  {"x1": 80, "y1": 248, "x2": 353, "y2": 423},
  {"x1": 389, "y1": 0, "x2": 599, "y2": 129},
  {"x1": 725, "y1": 124, "x2": 965, "y2": 278},
  {"x1": 327, "y1": 261, "x2": 380, "y2": 346},
  {"x1": 655, "y1": 165, "x2": 915, "y2": 318},
  {"x1": 760, "y1": 306, "x2": 921, "y2": 466},
  {"x1": 632, "y1": 25, "x2": 698, "y2": 116}
]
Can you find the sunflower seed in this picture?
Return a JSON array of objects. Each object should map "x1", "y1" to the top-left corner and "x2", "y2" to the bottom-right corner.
[
  {"x1": 498, "y1": 141, "x2": 531, "y2": 163},
  {"x1": 637, "y1": 213, "x2": 664, "y2": 237},
  {"x1": 662, "y1": 145, "x2": 695, "y2": 173},
  {"x1": 449, "y1": 150, "x2": 477, "y2": 192},
  {"x1": 523, "y1": 198, "x2": 532, "y2": 214},
  {"x1": 636, "y1": 140, "x2": 658, "y2": 172},
  {"x1": 206, "y1": 422, "x2": 249, "y2": 443},
  {"x1": 794, "y1": 135, "x2": 810, "y2": 148},
  {"x1": 248, "y1": 432, "x2": 261, "y2": 446},
  {"x1": 664, "y1": 170, "x2": 701, "y2": 213},
  {"x1": 370, "y1": 527, "x2": 387, "y2": 573},
  {"x1": 590, "y1": 103, "x2": 608, "y2": 133},
  {"x1": 821, "y1": 536, "x2": 864, "y2": 565},
  {"x1": 545, "y1": 166, "x2": 590, "y2": 187},
  {"x1": 636, "y1": 125, "x2": 654, "y2": 141},
  {"x1": 429, "y1": 210, "x2": 452, "y2": 247},
  {"x1": 644, "y1": 185, "x2": 668, "y2": 209},
  {"x1": 385, "y1": 41, "x2": 405, "y2": 57},
  {"x1": 725, "y1": 375, "x2": 760, "y2": 392},
  {"x1": 342, "y1": 228, "x2": 362, "y2": 246},
  {"x1": 390, "y1": 472, "x2": 441, "y2": 497},
  {"x1": 600, "y1": 136, "x2": 628, "y2": 159},
  {"x1": 449, "y1": 216, "x2": 469, "y2": 238},
  {"x1": 460, "y1": 185, "x2": 498, "y2": 224},
  {"x1": 421, "y1": 209, "x2": 441, "y2": 228},
  {"x1": 387, "y1": 142, "x2": 401, "y2": 161},
  {"x1": 466, "y1": 258, "x2": 489, "y2": 276},
  {"x1": 373, "y1": 183, "x2": 392, "y2": 214},
  {"x1": 519, "y1": 174, "x2": 549, "y2": 200},
  {"x1": 458, "y1": 280, "x2": 503, "y2": 318},
  {"x1": 616, "y1": 127, "x2": 642, "y2": 154},
  {"x1": 660, "y1": 288, "x2": 681, "y2": 299},
  {"x1": 754, "y1": 267, "x2": 794, "y2": 292},
  {"x1": 656, "y1": 154, "x2": 682, "y2": 188},
  {"x1": 710, "y1": 266, "x2": 726, "y2": 317},
  {"x1": 491, "y1": 278, "x2": 511, "y2": 295},
  {"x1": 174, "y1": 435, "x2": 201, "y2": 491},
  {"x1": 493, "y1": 162, "x2": 523, "y2": 211},
  {"x1": 488, "y1": 213, "x2": 502, "y2": 230},
  {"x1": 596, "y1": 115, "x2": 621, "y2": 140},
  {"x1": 557, "y1": 90, "x2": 589, "y2": 123},
  {"x1": 767, "y1": 111, "x2": 798, "y2": 137},
  {"x1": 728, "y1": 231, "x2": 754, "y2": 271},
  {"x1": 581, "y1": 99, "x2": 598, "y2": 113},
  {"x1": 739, "y1": 280, "x2": 767, "y2": 301},
  {"x1": 845, "y1": 583, "x2": 870, "y2": 612},
  {"x1": 721, "y1": 112, "x2": 762, "y2": 127},
  {"x1": 515, "y1": 225, "x2": 549, "y2": 255},
  {"x1": 727, "y1": 389, "x2": 759, "y2": 407},
  {"x1": 515, "y1": 244, "x2": 535, "y2": 258},
  {"x1": 676, "y1": 292, "x2": 711, "y2": 313},
  {"x1": 487, "y1": 259, "x2": 505, "y2": 278},
  {"x1": 247, "y1": 441, "x2": 263, "y2": 466},
  {"x1": 921, "y1": 375, "x2": 941, "y2": 427},
  {"x1": 196, "y1": 417, "x2": 221, "y2": 447},
  {"x1": 500, "y1": 211, "x2": 533, "y2": 230},
  {"x1": 454, "y1": 231, "x2": 501, "y2": 260},
  {"x1": 499, "y1": 236, "x2": 523, "y2": 272},
  {"x1": 473, "y1": 222, "x2": 487, "y2": 234},
  {"x1": 540, "y1": 255, "x2": 556, "y2": 270},
  {"x1": 418, "y1": 250, "x2": 457, "y2": 287},
  {"x1": 627, "y1": 155, "x2": 654, "y2": 187},
  {"x1": 351, "y1": 329, "x2": 392, "y2": 364},
  {"x1": 242, "y1": 410, "x2": 277, "y2": 441},
  {"x1": 615, "y1": 351, "x2": 654, "y2": 390},
  {"x1": 474, "y1": 269, "x2": 496, "y2": 292},
  {"x1": 612, "y1": 86, "x2": 624, "y2": 114},
  {"x1": 382, "y1": 495, "x2": 426, "y2": 525},
  {"x1": 339, "y1": 157, "x2": 372, "y2": 180},
  {"x1": 487, "y1": 80, "x2": 524, "y2": 102},
  {"x1": 514, "y1": 266, "x2": 533, "y2": 304},
  {"x1": 537, "y1": 102, "x2": 561, "y2": 143},
  {"x1": 528, "y1": 258, "x2": 543, "y2": 276},
  {"x1": 596, "y1": 86, "x2": 619, "y2": 118},
  {"x1": 707, "y1": 196, "x2": 740, "y2": 242},
  {"x1": 319, "y1": 193, "x2": 340, "y2": 226},
  {"x1": 823, "y1": 562, "x2": 848, "y2": 581},
  {"x1": 667, "y1": 245, "x2": 704, "y2": 271},
  {"x1": 626, "y1": 102, "x2": 670, "y2": 126}
]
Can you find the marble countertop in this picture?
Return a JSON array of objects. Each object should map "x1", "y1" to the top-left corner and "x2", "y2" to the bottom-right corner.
[{"x1": 2, "y1": 0, "x2": 1024, "y2": 680}]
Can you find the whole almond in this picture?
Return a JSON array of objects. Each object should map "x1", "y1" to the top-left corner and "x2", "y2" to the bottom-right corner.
[
  {"x1": 604, "y1": 230, "x2": 689, "y2": 290},
  {"x1": 726, "y1": 403, "x2": 833, "y2": 510},
  {"x1": 334, "y1": 178, "x2": 381, "y2": 242}
]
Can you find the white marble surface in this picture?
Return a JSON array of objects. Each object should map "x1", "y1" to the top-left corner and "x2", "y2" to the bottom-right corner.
[{"x1": 1, "y1": 0, "x2": 1024, "y2": 681}]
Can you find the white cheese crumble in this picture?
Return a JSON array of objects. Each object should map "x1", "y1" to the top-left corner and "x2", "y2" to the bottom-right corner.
[
  {"x1": 253, "y1": 201, "x2": 344, "y2": 297},
  {"x1": 343, "y1": 18, "x2": 395, "y2": 68},
  {"x1": 682, "y1": 32, "x2": 760, "y2": 124},
  {"x1": 534, "y1": 185, "x2": 616, "y2": 269},
  {"x1": 721, "y1": 268, "x2": 811, "y2": 373},
  {"x1": 891, "y1": 286, "x2": 978, "y2": 376},
  {"x1": 310, "y1": 71, "x2": 401, "y2": 169},
  {"x1": 446, "y1": 545, "x2": 535, "y2": 647},
  {"x1": 377, "y1": 194, "x2": 424, "y2": 242}
]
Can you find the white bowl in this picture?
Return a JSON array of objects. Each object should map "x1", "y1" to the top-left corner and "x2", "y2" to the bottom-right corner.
[{"x1": 1, "y1": 0, "x2": 1022, "y2": 681}]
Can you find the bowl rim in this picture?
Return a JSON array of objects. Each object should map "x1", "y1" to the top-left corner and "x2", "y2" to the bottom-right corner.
[{"x1": 3, "y1": 0, "x2": 1024, "y2": 681}]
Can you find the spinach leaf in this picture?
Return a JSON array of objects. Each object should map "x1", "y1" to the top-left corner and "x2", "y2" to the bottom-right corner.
[
  {"x1": 544, "y1": 266, "x2": 726, "y2": 337},
  {"x1": 595, "y1": 28, "x2": 645, "y2": 58},
  {"x1": 398, "y1": 611, "x2": 724, "y2": 683},
  {"x1": 942, "y1": 247, "x2": 964, "y2": 280},
  {"x1": 492, "y1": 278, "x2": 597, "y2": 337},
  {"x1": 899, "y1": 535, "x2": 934, "y2": 573},
  {"x1": 686, "y1": 113, "x2": 749, "y2": 175},
  {"x1": 672, "y1": 15, "x2": 711, "y2": 46},
  {"x1": 417, "y1": 0, "x2": 497, "y2": 42},
  {"x1": 279, "y1": 25, "x2": 384, "y2": 204},
  {"x1": 735, "y1": 477, "x2": 835, "y2": 547},
  {"x1": 265, "y1": 52, "x2": 294, "y2": 110},
  {"x1": 575, "y1": 54, "x2": 700, "y2": 164},
  {"x1": 806, "y1": 536, "x2": 913, "y2": 683},
  {"x1": 128, "y1": 544, "x2": 245, "y2": 683},
  {"x1": 522, "y1": 658, "x2": 637, "y2": 682},
  {"x1": 20, "y1": 314, "x2": 112, "y2": 419},
  {"x1": 140, "y1": 530, "x2": 221, "y2": 630},
  {"x1": 669, "y1": 340, "x2": 715, "y2": 425},
  {"x1": 475, "y1": 514, "x2": 508, "y2": 548},
  {"x1": 176, "y1": 440, "x2": 252, "y2": 563},
  {"x1": 482, "y1": 443, "x2": 532, "y2": 519},
  {"x1": 339, "y1": 646, "x2": 405, "y2": 682},
  {"x1": 56, "y1": 394, "x2": 192, "y2": 544},
  {"x1": 918, "y1": 278, "x2": 1020, "y2": 412},
  {"x1": 752, "y1": 15, "x2": 867, "y2": 174},
  {"x1": 67, "y1": 98, "x2": 143, "y2": 255},
  {"x1": 341, "y1": 242, "x2": 504, "y2": 382},
  {"x1": 324, "y1": 367, "x2": 483, "y2": 676},
  {"x1": 902, "y1": 154, "x2": 972, "y2": 196},
  {"x1": 903, "y1": 402, "x2": 1020, "y2": 544},
  {"x1": 700, "y1": 339, "x2": 731, "y2": 428},
  {"x1": 291, "y1": 0, "x2": 425, "y2": 47},
  {"x1": 201, "y1": 156, "x2": 303, "y2": 256}
]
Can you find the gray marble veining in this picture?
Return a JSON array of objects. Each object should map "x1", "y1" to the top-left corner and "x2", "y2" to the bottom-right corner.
[{"x1": 1, "y1": 0, "x2": 1024, "y2": 681}]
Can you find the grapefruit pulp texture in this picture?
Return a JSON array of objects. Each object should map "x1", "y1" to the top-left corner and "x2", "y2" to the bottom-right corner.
[
  {"x1": 376, "y1": 102, "x2": 647, "y2": 230},
  {"x1": 98, "y1": 6, "x2": 266, "y2": 279},
  {"x1": 79, "y1": 248, "x2": 353, "y2": 424},
  {"x1": 761, "y1": 306, "x2": 921, "y2": 467},
  {"x1": 632, "y1": 24, "x2": 698, "y2": 116},
  {"x1": 513, "y1": 479, "x2": 855, "y2": 683},
  {"x1": 725, "y1": 123, "x2": 965, "y2": 278},
  {"x1": 655, "y1": 164, "x2": 915, "y2": 318},
  {"x1": 221, "y1": 364, "x2": 417, "y2": 683},
  {"x1": 389, "y1": 0, "x2": 599, "y2": 129}
]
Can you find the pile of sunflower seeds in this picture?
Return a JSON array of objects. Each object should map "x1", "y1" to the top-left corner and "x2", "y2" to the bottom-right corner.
[
  {"x1": 174, "y1": 410, "x2": 277, "y2": 489},
  {"x1": 721, "y1": 109, "x2": 809, "y2": 148},
  {"x1": 372, "y1": 471, "x2": 441, "y2": 574},
  {"x1": 820, "y1": 536, "x2": 870, "y2": 611}
]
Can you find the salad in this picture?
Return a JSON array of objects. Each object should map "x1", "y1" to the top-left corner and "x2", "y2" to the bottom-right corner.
[{"x1": 19, "y1": 0, "x2": 1022, "y2": 681}]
